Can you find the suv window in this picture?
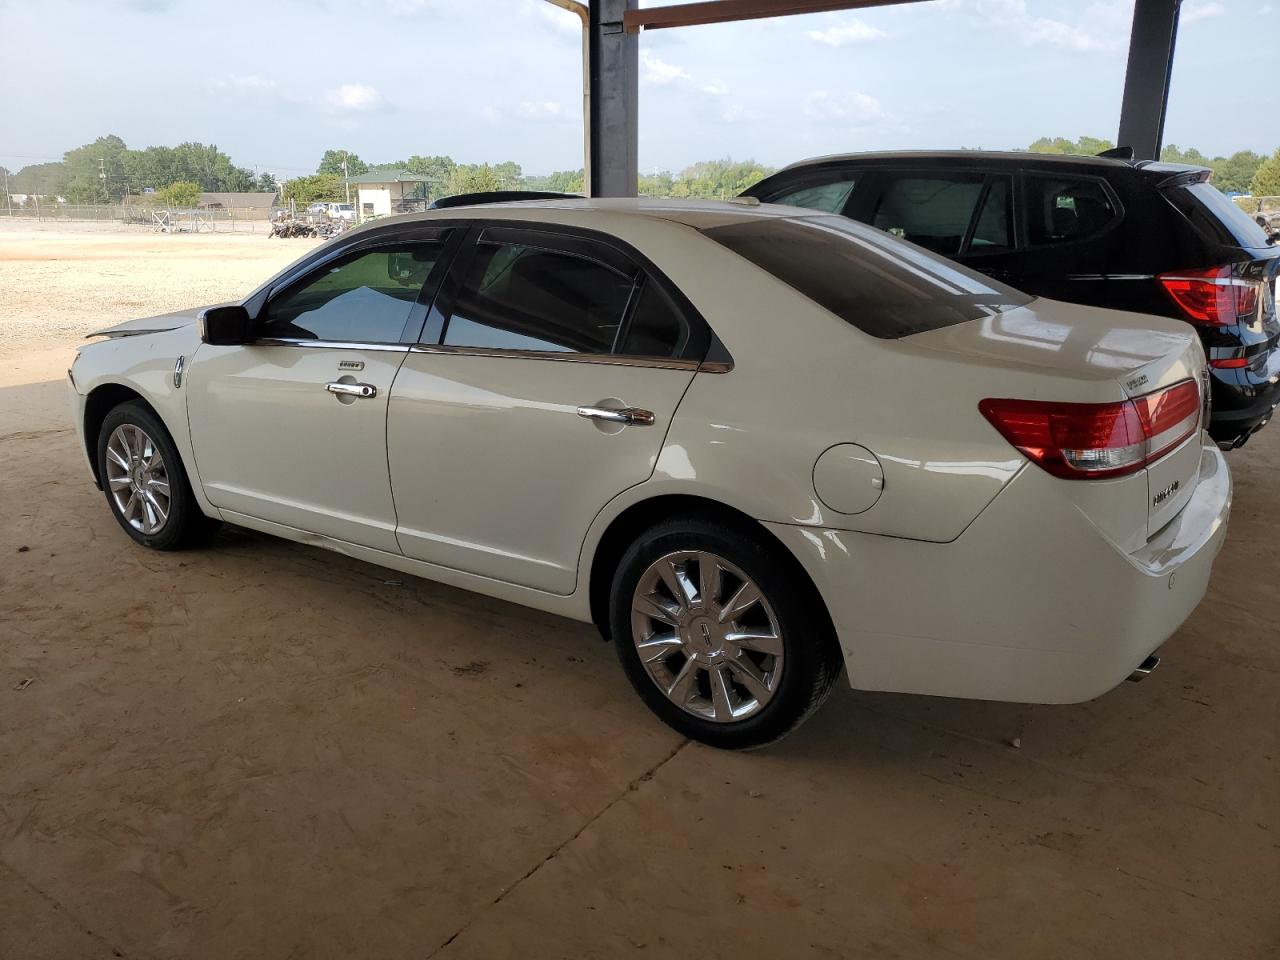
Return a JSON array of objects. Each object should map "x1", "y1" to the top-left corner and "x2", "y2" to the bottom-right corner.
[
  {"x1": 444, "y1": 240, "x2": 635, "y2": 354},
  {"x1": 705, "y1": 214, "x2": 1032, "y2": 339},
  {"x1": 768, "y1": 177, "x2": 857, "y2": 214},
  {"x1": 1024, "y1": 175, "x2": 1117, "y2": 245},
  {"x1": 265, "y1": 243, "x2": 442, "y2": 343},
  {"x1": 1165, "y1": 181, "x2": 1272, "y2": 250},
  {"x1": 870, "y1": 174, "x2": 986, "y2": 256},
  {"x1": 968, "y1": 178, "x2": 1013, "y2": 252}
]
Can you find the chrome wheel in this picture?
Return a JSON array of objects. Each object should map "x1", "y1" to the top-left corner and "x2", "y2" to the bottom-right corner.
[
  {"x1": 105, "y1": 424, "x2": 171, "y2": 535},
  {"x1": 631, "y1": 550, "x2": 784, "y2": 723}
]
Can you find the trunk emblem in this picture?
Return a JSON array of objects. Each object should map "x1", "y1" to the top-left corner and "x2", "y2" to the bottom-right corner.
[{"x1": 1152, "y1": 479, "x2": 1180, "y2": 507}]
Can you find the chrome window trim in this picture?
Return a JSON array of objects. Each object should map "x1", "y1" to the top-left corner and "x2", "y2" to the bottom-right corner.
[
  {"x1": 250, "y1": 337, "x2": 411, "y2": 353},
  {"x1": 408, "y1": 342, "x2": 728, "y2": 372}
]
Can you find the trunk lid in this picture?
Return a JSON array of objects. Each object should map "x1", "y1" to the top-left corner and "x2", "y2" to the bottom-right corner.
[{"x1": 906, "y1": 297, "x2": 1207, "y2": 542}]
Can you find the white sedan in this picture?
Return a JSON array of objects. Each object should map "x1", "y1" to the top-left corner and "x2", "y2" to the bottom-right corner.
[{"x1": 69, "y1": 198, "x2": 1231, "y2": 748}]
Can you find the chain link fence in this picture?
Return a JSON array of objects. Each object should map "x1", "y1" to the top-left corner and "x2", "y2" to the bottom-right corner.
[{"x1": 0, "y1": 202, "x2": 280, "y2": 233}]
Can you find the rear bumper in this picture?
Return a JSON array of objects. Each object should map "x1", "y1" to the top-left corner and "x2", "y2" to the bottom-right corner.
[
  {"x1": 766, "y1": 443, "x2": 1231, "y2": 704},
  {"x1": 1208, "y1": 348, "x2": 1280, "y2": 441}
]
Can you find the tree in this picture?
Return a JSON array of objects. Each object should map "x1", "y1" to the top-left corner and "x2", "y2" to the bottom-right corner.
[
  {"x1": 282, "y1": 173, "x2": 344, "y2": 204},
  {"x1": 668, "y1": 159, "x2": 774, "y2": 199},
  {"x1": 256, "y1": 171, "x2": 279, "y2": 193},
  {"x1": 402, "y1": 155, "x2": 457, "y2": 190},
  {"x1": 1215, "y1": 150, "x2": 1264, "y2": 194},
  {"x1": 444, "y1": 163, "x2": 504, "y2": 196},
  {"x1": 156, "y1": 180, "x2": 202, "y2": 208},
  {"x1": 1250, "y1": 149, "x2": 1280, "y2": 198},
  {"x1": 318, "y1": 150, "x2": 368, "y2": 177}
]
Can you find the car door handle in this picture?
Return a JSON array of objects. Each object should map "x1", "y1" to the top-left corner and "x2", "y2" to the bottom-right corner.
[
  {"x1": 576, "y1": 405, "x2": 655, "y2": 426},
  {"x1": 325, "y1": 381, "x2": 377, "y2": 399}
]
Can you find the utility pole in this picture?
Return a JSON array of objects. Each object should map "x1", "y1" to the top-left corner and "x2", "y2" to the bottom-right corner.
[
  {"x1": 2, "y1": 166, "x2": 11, "y2": 217},
  {"x1": 341, "y1": 152, "x2": 351, "y2": 205},
  {"x1": 98, "y1": 157, "x2": 108, "y2": 203}
]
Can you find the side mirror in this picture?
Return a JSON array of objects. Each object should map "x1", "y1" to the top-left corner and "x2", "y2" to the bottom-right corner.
[
  {"x1": 387, "y1": 249, "x2": 434, "y2": 286},
  {"x1": 198, "y1": 305, "x2": 252, "y2": 345}
]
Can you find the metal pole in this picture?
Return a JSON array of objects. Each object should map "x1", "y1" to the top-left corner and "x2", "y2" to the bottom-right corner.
[
  {"x1": 588, "y1": 0, "x2": 639, "y2": 197},
  {"x1": 2, "y1": 167, "x2": 11, "y2": 216},
  {"x1": 1117, "y1": 0, "x2": 1181, "y2": 160}
]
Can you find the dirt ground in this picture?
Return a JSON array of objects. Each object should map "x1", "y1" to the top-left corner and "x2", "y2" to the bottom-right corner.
[{"x1": 1, "y1": 227, "x2": 1278, "y2": 959}]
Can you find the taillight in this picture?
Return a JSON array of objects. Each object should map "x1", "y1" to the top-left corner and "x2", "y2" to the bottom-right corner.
[
  {"x1": 980, "y1": 380, "x2": 1201, "y2": 480},
  {"x1": 1158, "y1": 264, "x2": 1260, "y2": 326}
]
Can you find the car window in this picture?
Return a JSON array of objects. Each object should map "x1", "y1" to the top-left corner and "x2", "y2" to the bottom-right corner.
[
  {"x1": 1165, "y1": 181, "x2": 1272, "y2": 250},
  {"x1": 444, "y1": 240, "x2": 635, "y2": 354},
  {"x1": 967, "y1": 178, "x2": 1013, "y2": 252},
  {"x1": 619, "y1": 280, "x2": 690, "y2": 358},
  {"x1": 768, "y1": 177, "x2": 857, "y2": 214},
  {"x1": 870, "y1": 174, "x2": 986, "y2": 256},
  {"x1": 264, "y1": 244, "x2": 442, "y2": 343},
  {"x1": 703, "y1": 214, "x2": 1032, "y2": 340},
  {"x1": 1025, "y1": 175, "x2": 1117, "y2": 246}
]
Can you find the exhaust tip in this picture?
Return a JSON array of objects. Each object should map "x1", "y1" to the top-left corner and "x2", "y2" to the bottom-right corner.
[{"x1": 1128, "y1": 655, "x2": 1160, "y2": 683}]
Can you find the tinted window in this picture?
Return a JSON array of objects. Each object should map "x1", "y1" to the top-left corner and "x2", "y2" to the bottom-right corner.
[
  {"x1": 967, "y1": 178, "x2": 1012, "y2": 252},
  {"x1": 265, "y1": 244, "x2": 441, "y2": 342},
  {"x1": 768, "y1": 178, "x2": 857, "y2": 214},
  {"x1": 444, "y1": 240, "x2": 635, "y2": 354},
  {"x1": 1165, "y1": 181, "x2": 1272, "y2": 250},
  {"x1": 872, "y1": 174, "x2": 985, "y2": 255},
  {"x1": 1025, "y1": 175, "x2": 1117, "y2": 245},
  {"x1": 619, "y1": 281, "x2": 689, "y2": 358},
  {"x1": 704, "y1": 215, "x2": 1032, "y2": 339}
]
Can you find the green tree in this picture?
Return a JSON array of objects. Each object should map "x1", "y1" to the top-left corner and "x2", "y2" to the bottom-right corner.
[
  {"x1": 9, "y1": 161, "x2": 65, "y2": 197},
  {"x1": 525, "y1": 169, "x2": 585, "y2": 194},
  {"x1": 1215, "y1": 150, "x2": 1264, "y2": 194},
  {"x1": 638, "y1": 170, "x2": 674, "y2": 197},
  {"x1": 317, "y1": 150, "x2": 369, "y2": 177},
  {"x1": 444, "y1": 163, "x2": 503, "y2": 196},
  {"x1": 1250, "y1": 149, "x2": 1280, "y2": 198},
  {"x1": 256, "y1": 171, "x2": 278, "y2": 193},
  {"x1": 156, "y1": 180, "x2": 203, "y2": 208},
  {"x1": 282, "y1": 173, "x2": 344, "y2": 204},
  {"x1": 401, "y1": 154, "x2": 457, "y2": 190},
  {"x1": 668, "y1": 159, "x2": 773, "y2": 199}
]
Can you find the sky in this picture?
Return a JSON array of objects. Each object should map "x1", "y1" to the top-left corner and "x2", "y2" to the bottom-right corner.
[{"x1": 0, "y1": 0, "x2": 1271, "y2": 180}]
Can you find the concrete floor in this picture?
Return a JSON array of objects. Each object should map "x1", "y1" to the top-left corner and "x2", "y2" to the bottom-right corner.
[{"x1": 2, "y1": 375, "x2": 1278, "y2": 960}]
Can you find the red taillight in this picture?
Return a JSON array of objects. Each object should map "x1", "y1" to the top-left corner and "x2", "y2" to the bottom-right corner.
[
  {"x1": 980, "y1": 380, "x2": 1201, "y2": 480},
  {"x1": 1158, "y1": 264, "x2": 1260, "y2": 326},
  {"x1": 1209, "y1": 357, "x2": 1250, "y2": 369}
]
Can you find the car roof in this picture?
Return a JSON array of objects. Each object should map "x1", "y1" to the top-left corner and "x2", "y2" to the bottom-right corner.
[
  {"x1": 346, "y1": 197, "x2": 808, "y2": 234},
  {"x1": 775, "y1": 150, "x2": 1211, "y2": 177}
]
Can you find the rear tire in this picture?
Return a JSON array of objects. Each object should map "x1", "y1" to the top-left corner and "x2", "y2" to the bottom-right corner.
[
  {"x1": 610, "y1": 517, "x2": 842, "y2": 749},
  {"x1": 96, "y1": 401, "x2": 221, "y2": 551}
]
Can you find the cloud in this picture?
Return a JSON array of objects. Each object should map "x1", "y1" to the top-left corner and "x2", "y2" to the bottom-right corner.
[
  {"x1": 323, "y1": 83, "x2": 385, "y2": 112},
  {"x1": 1182, "y1": 1, "x2": 1226, "y2": 21},
  {"x1": 480, "y1": 100, "x2": 573, "y2": 124},
  {"x1": 1261, "y1": 2, "x2": 1275, "y2": 11},
  {"x1": 803, "y1": 91, "x2": 883, "y2": 125},
  {"x1": 941, "y1": 0, "x2": 1127, "y2": 53},
  {"x1": 214, "y1": 74, "x2": 278, "y2": 93},
  {"x1": 527, "y1": 0, "x2": 582, "y2": 36},
  {"x1": 703, "y1": 79, "x2": 730, "y2": 96},
  {"x1": 517, "y1": 100, "x2": 567, "y2": 120},
  {"x1": 807, "y1": 17, "x2": 886, "y2": 47},
  {"x1": 641, "y1": 51, "x2": 691, "y2": 85}
]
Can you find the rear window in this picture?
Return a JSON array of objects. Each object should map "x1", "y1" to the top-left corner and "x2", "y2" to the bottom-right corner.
[
  {"x1": 703, "y1": 215, "x2": 1032, "y2": 339},
  {"x1": 1166, "y1": 182, "x2": 1271, "y2": 249}
]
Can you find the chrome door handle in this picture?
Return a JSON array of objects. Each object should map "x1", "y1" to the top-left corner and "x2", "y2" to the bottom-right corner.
[
  {"x1": 325, "y1": 381, "x2": 377, "y2": 399},
  {"x1": 576, "y1": 405, "x2": 655, "y2": 426}
]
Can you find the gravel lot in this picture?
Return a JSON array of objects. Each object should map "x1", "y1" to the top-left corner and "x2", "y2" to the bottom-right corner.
[
  {"x1": 2, "y1": 225, "x2": 1278, "y2": 959},
  {"x1": 0, "y1": 222, "x2": 319, "y2": 382}
]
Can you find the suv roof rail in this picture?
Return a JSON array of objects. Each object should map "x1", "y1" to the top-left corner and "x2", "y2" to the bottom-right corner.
[{"x1": 429, "y1": 190, "x2": 582, "y2": 210}]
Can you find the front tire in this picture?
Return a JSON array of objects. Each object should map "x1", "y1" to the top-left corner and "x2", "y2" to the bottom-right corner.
[
  {"x1": 96, "y1": 401, "x2": 220, "y2": 550},
  {"x1": 610, "y1": 517, "x2": 843, "y2": 749}
]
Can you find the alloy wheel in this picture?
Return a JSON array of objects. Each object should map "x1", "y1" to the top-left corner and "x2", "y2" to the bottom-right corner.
[
  {"x1": 105, "y1": 424, "x2": 171, "y2": 535},
  {"x1": 630, "y1": 550, "x2": 784, "y2": 723}
]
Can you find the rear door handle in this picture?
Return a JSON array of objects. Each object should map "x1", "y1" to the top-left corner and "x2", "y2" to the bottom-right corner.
[
  {"x1": 576, "y1": 405, "x2": 655, "y2": 426},
  {"x1": 325, "y1": 381, "x2": 377, "y2": 399}
]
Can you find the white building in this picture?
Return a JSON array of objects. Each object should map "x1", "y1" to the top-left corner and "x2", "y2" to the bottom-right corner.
[{"x1": 349, "y1": 171, "x2": 433, "y2": 218}]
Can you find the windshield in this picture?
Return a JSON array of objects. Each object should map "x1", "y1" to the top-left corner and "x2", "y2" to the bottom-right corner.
[
  {"x1": 1166, "y1": 182, "x2": 1272, "y2": 249},
  {"x1": 702, "y1": 215, "x2": 1032, "y2": 339}
]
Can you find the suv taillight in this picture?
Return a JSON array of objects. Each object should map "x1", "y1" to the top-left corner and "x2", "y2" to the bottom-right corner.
[
  {"x1": 1158, "y1": 264, "x2": 1260, "y2": 327},
  {"x1": 980, "y1": 380, "x2": 1201, "y2": 480}
]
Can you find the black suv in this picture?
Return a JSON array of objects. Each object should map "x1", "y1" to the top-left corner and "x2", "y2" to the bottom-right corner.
[{"x1": 743, "y1": 151, "x2": 1280, "y2": 447}]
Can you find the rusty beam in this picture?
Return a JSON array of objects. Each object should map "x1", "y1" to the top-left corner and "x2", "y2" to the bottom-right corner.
[{"x1": 623, "y1": 0, "x2": 932, "y2": 32}]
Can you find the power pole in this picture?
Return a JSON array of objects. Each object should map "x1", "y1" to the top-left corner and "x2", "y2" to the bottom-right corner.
[
  {"x1": 2, "y1": 166, "x2": 11, "y2": 217},
  {"x1": 98, "y1": 157, "x2": 108, "y2": 203},
  {"x1": 342, "y1": 152, "x2": 351, "y2": 205}
]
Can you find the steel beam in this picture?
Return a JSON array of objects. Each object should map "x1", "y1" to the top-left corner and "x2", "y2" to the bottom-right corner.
[
  {"x1": 624, "y1": 0, "x2": 930, "y2": 32},
  {"x1": 1117, "y1": 0, "x2": 1181, "y2": 160},
  {"x1": 588, "y1": 0, "x2": 639, "y2": 197}
]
